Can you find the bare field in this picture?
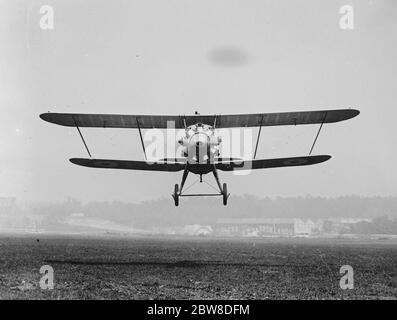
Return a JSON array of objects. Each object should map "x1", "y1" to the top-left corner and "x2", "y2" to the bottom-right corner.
[{"x1": 0, "y1": 234, "x2": 396, "y2": 299}]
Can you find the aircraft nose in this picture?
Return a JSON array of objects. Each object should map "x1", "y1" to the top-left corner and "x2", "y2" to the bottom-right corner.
[{"x1": 192, "y1": 133, "x2": 208, "y2": 147}]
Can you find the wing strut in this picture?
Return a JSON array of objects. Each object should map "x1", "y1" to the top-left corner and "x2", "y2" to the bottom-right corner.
[
  {"x1": 309, "y1": 111, "x2": 327, "y2": 155},
  {"x1": 72, "y1": 116, "x2": 92, "y2": 158},
  {"x1": 254, "y1": 114, "x2": 264, "y2": 159},
  {"x1": 180, "y1": 114, "x2": 187, "y2": 129},
  {"x1": 136, "y1": 117, "x2": 147, "y2": 160}
]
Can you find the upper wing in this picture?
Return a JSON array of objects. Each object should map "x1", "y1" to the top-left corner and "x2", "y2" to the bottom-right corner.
[
  {"x1": 211, "y1": 109, "x2": 358, "y2": 128},
  {"x1": 70, "y1": 158, "x2": 185, "y2": 172},
  {"x1": 215, "y1": 155, "x2": 331, "y2": 171},
  {"x1": 40, "y1": 109, "x2": 359, "y2": 129}
]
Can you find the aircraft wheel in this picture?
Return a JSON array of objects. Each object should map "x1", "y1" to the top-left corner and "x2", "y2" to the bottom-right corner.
[
  {"x1": 222, "y1": 183, "x2": 228, "y2": 206},
  {"x1": 173, "y1": 184, "x2": 179, "y2": 206}
]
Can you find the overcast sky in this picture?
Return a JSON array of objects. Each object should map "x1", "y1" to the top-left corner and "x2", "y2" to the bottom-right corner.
[{"x1": 1, "y1": 0, "x2": 396, "y2": 203}]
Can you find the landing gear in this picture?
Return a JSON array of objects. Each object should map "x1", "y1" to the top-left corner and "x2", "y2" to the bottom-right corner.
[
  {"x1": 172, "y1": 166, "x2": 229, "y2": 206},
  {"x1": 173, "y1": 184, "x2": 179, "y2": 206},
  {"x1": 213, "y1": 168, "x2": 229, "y2": 206},
  {"x1": 172, "y1": 167, "x2": 188, "y2": 207},
  {"x1": 222, "y1": 183, "x2": 228, "y2": 206}
]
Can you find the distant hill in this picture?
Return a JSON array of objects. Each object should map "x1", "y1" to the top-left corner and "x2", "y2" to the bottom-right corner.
[{"x1": 22, "y1": 195, "x2": 397, "y2": 228}]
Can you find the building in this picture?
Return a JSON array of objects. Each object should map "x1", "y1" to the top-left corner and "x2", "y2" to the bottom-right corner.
[
  {"x1": 213, "y1": 218, "x2": 324, "y2": 237},
  {"x1": 214, "y1": 218, "x2": 295, "y2": 237},
  {"x1": 294, "y1": 219, "x2": 320, "y2": 236}
]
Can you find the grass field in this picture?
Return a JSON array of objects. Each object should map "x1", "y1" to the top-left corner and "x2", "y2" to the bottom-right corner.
[{"x1": 0, "y1": 234, "x2": 396, "y2": 299}]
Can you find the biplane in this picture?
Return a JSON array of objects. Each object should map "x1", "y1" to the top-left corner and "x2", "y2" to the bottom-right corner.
[{"x1": 40, "y1": 108, "x2": 359, "y2": 206}]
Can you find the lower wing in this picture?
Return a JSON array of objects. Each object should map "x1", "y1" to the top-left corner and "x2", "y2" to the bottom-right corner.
[
  {"x1": 70, "y1": 155, "x2": 330, "y2": 172},
  {"x1": 69, "y1": 158, "x2": 185, "y2": 171},
  {"x1": 215, "y1": 155, "x2": 331, "y2": 171}
]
